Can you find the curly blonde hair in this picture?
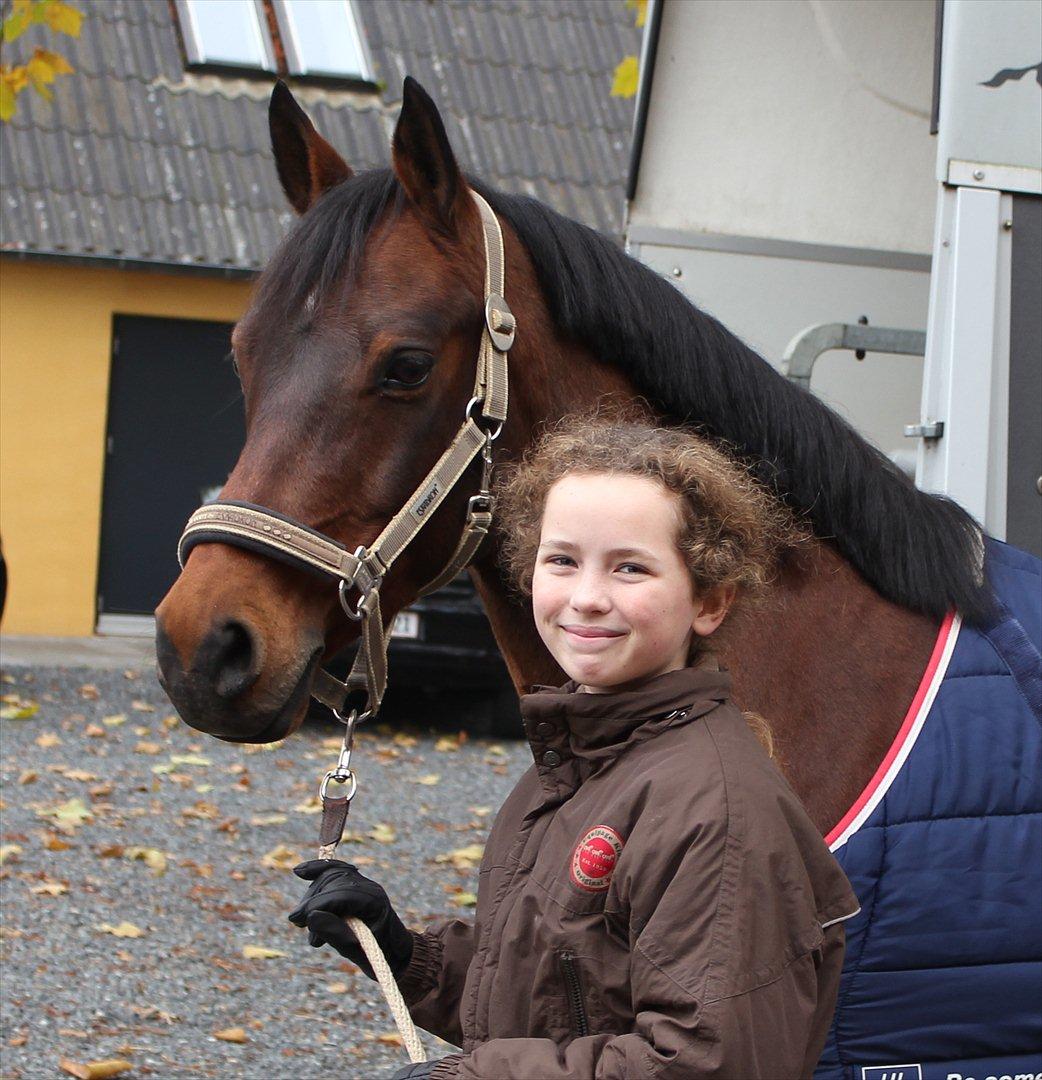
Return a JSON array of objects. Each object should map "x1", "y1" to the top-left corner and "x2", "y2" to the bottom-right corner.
[{"x1": 495, "y1": 409, "x2": 802, "y2": 606}]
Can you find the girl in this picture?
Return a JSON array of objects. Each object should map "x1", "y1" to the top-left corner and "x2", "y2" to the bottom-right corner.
[{"x1": 289, "y1": 414, "x2": 860, "y2": 1079}]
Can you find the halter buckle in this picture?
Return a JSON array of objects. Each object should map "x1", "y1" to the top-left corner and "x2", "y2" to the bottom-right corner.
[
  {"x1": 485, "y1": 294, "x2": 515, "y2": 352},
  {"x1": 338, "y1": 546, "x2": 384, "y2": 621}
]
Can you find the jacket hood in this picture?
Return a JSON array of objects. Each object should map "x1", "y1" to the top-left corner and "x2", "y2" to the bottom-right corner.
[{"x1": 520, "y1": 662, "x2": 733, "y2": 783}]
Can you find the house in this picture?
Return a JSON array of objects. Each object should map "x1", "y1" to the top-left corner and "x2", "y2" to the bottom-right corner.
[{"x1": 0, "y1": 0, "x2": 639, "y2": 635}]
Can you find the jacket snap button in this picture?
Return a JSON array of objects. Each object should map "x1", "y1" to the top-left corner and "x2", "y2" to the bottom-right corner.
[
  {"x1": 535, "y1": 722, "x2": 555, "y2": 737},
  {"x1": 541, "y1": 749, "x2": 562, "y2": 768}
]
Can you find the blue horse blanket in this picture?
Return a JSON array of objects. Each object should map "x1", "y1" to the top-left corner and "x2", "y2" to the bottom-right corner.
[{"x1": 815, "y1": 539, "x2": 1042, "y2": 1080}]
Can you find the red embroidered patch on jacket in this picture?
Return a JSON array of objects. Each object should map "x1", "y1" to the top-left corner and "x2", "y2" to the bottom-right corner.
[{"x1": 570, "y1": 825, "x2": 625, "y2": 891}]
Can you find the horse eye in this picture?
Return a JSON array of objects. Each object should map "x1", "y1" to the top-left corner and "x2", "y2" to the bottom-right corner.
[{"x1": 383, "y1": 353, "x2": 433, "y2": 389}]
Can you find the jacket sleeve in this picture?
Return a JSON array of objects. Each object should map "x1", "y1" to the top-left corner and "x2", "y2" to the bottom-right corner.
[
  {"x1": 397, "y1": 918, "x2": 475, "y2": 1048},
  {"x1": 427, "y1": 928, "x2": 844, "y2": 1079}
]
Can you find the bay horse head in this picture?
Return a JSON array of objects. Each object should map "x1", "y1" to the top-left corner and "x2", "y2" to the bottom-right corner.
[
  {"x1": 155, "y1": 78, "x2": 617, "y2": 742},
  {"x1": 157, "y1": 78, "x2": 989, "y2": 788}
]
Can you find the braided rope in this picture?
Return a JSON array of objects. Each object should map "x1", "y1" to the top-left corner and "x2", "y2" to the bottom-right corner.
[{"x1": 347, "y1": 916, "x2": 427, "y2": 1064}]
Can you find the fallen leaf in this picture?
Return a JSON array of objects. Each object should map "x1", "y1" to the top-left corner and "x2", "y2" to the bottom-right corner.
[
  {"x1": 59, "y1": 1058, "x2": 134, "y2": 1079},
  {"x1": 101, "y1": 714, "x2": 126, "y2": 727},
  {"x1": 468, "y1": 806, "x2": 493, "y2": 817},
  {"x1": 123, "y1": 670, "x2": 139, "y2": 681},
  {"x1": 326, "y1": 981, "x2": 350, "y2": 994},
  {"x1": 35, "y1": 732, "x2": 61, "y2": 748},
  {"x1": 88, "y1": 782, "x2": 114, "y2": 798},
  {"x1": 85, "y1": 724, "x2": 105, "y2": 738},
  {"x1": 392, "y1": 732, "x2": 418, "y2": 748},
  {"x1": 18, "y1": 769, "x2": 38, "y2": 784},
  {"x1": 376, "y1": 1031, "x2": 403, "y2": 1046},
  {"x1": 62, "y1": 769, "x2": 97, "y2": 782},
  {"x1": 131, "y1": 700, "x2": 156, "y2": 712},
  {"x1": 97, "y1": 844, "x2": 124, "y2": 858},
  {"x1": 37, "y1": 798, "x2": 92, "y2": 832},
  {"x1": 0, "y1": 700, "x2": 39, "y2": 720},
  {"x1": 134, "y1": 742, "x2": 163, "y2": 755},
  {"x1": 162, "y1": 715, "x2": 178, "y2": 730},
  {"x1": 169, "y1": 754, "x2": 212, "y2": 767},
  {"x1": 434, "y1": 735, "x2": 460, "y2": 753},
  {"x1": 151, "y1": 763, "x2": 176, "y2": 775},
  {"x1": 30, "y1": 880, "x2": 68, "y2": 896},
  {"x1": 181, "y1": 801, "x2": 219, "y2": 819},
  {"x1": 123, "y1": 847, "x2": 168, "y2": 875},
  {"x1": 260, "y1": 845, "x2": 300, "y2": 870},
  {"x1": 292, "y1": 796, "x2": 322, "y2": 814},
  {"x1": 0, "y1": 844, "x2": 22, "y2": 865},
  {"x1": 128, "y1": 1004, "x2": 179, "y2": 1024},
  {"x1": 453, "y1": 891, "x2": 478, "y2": 907},
  {"x1": 242, "y1": 944, "x2": 286, "y2": 959},
  {"x1": 8, "y1": 1032, "x2": 27, "y2": 1045},
  {"x1": 434, "y1": 843, "x2": 485, "y2": 869},
  {"x1": 368, "y1": 823, "x2": 397, "y2": 844},
  {"x1": 485, "y1": 744, "x2": 507, "y2": 757},
  {"x1": 43, "y1": 834, "x2": 73, "y2": 851},
  {"x1": 411, "y1": 774, "x2": 441, "y2": 786},
  {"x1": 96, "y1": 921, "x2": 145, "y2": 938},
  {"x1": 213, "y1": 1027, "x2": 248, "y2": 1043},
  {"x1": 194, "y1": 783, "x2": 213, "y2": 793},
  {"x1": 249, "y1": 813, "x2": 287, "y2": 827}
]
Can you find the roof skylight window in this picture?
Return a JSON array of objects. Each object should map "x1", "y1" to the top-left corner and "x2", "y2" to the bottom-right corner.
[
  {"x1": 274, "y1": 0, "x2": 371, "y2": 80},
  {"x1": 176, "y1": 0, "x2": 276, "y2": 71}
]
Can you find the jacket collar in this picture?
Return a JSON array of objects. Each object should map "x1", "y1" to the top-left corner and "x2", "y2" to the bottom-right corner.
[{"x1": 520, "y1": 661, "x2": 733, "y2": 793}]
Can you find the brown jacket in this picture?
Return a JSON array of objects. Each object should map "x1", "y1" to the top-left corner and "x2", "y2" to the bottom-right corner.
[{"x1": 397, "y1": 665, "x2": 860, "y2": 1079}]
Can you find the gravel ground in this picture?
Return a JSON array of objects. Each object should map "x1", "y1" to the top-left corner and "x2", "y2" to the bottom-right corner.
[{"x1": 0, "y1": 664, "x2": 531, "y2": 1080}]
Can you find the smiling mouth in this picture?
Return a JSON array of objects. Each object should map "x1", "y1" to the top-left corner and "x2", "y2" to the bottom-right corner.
[{"x1": 562, "y1": 625, "x2": 625, "y2": 639}]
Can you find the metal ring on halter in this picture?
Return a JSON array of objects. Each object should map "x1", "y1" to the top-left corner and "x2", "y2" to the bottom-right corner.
[
  {"x1": 338, "y1": 578, "x2": 375, "y2": 621},
  {"x1": 320, "y1": 769, "x2": 358, "y2": 802},
  {"x1": 465, "y1": 396, "x2": 505, "y2": 441}
]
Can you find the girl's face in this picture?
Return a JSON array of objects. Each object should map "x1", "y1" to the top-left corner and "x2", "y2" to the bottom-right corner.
[{"x1": 531, "y1": 472, "x2": 731, "y2": 694}]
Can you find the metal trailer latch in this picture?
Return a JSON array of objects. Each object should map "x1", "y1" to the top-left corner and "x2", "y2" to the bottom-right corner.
[{"x1": 904, "y1": 421, "x2": 945, "y2": 440}]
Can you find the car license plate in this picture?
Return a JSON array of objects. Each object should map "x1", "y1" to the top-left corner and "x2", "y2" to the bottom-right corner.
[{"x1": 390, "y1": 611, "x2": 421, "y2": 639}]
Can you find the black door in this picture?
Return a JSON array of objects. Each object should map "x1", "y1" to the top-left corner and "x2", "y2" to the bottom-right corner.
[{"x1": 97, "y1": 314, "x2": 245, "y2": 617}]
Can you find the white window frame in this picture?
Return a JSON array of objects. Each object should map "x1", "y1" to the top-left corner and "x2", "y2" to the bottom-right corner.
[
  {"x1": 175, "y1": 0, "x2": 277, "y2": 71},
  {"x1": 273, "y1": 0, "x2": 373, "y2": 81}
]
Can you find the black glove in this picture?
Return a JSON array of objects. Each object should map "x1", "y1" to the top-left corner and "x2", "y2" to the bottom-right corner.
[
  {"x1": 287, "y1": 859, "x2": 414, "y2": 979},
  {"x1": 387, "y1": 1061, "x2": 442, "y2": 1079}
]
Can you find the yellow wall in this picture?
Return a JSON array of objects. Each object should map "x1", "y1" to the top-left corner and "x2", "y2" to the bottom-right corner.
[{"x1": 0, "y1": 258, "x2": 254, "y2": 636}]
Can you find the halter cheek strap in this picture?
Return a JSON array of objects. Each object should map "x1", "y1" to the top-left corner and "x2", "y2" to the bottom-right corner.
[{"x1": 175, "y1": 190, "x2": 513, "y2": 721}]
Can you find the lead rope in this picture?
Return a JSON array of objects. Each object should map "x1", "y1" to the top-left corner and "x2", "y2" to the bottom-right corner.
[{"x1": 318, "y1": 711, "x2": 428, "y2": 1063}]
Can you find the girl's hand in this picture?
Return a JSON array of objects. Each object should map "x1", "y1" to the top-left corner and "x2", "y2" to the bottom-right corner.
[{"x1": 287, "y1": 859, "x2": 414, "y2": 978}]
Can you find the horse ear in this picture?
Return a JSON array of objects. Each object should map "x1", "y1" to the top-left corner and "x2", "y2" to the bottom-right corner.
[
  {"x1": 392, "y1": 76, "x2": 471, "y2": 236},
  {"x1": 269, "y1": 80, "x2": 353, "y2": 214}
]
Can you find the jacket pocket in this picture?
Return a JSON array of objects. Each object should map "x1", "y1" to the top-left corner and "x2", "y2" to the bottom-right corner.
[{"x1": 558, "y1": 949, "x2": 590, "y2": 1038}]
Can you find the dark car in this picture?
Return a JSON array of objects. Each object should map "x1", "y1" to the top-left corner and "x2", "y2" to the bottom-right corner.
[{"x1": 321, "y1": 572, "x2": 523, "y2": 739}]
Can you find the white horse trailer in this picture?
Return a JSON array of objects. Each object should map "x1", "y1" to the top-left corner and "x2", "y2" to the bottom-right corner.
[{"x1": 625, "y1": 0, "x2": 1040, "y2": 557}]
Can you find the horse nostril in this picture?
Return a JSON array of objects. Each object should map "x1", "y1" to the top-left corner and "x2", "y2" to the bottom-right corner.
[{"x1": 204, "y1": 620, "x2": 261, "y2": 700}]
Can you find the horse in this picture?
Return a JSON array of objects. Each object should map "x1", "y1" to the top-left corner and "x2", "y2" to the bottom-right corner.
[{"x1": 155, "y1": 79, "x2": 1041, "y2": 1078}]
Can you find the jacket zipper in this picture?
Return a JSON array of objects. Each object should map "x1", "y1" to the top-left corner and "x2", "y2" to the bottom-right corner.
[{"x1": 559, "y1": 949, "x2": 590, "y2": 1038}]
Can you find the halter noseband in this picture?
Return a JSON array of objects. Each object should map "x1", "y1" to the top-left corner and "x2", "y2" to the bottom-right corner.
[{"x1": 175, "y1": 190, "x2": 514, "y2": 722}]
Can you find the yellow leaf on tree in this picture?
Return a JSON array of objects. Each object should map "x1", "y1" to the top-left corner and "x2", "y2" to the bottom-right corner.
[
  {"x1": 213, "y1": 1027, "x2": 248, "y2": 1043},
  {"x1": 43, "y1": 1, "x2": 84, "y2": 38},
  {"x1": 611, "y1": 55, "x2": 640, "y2": 99},
  {"x1": 242, "y1": 944, "x2": 286, "y2": 959},
  {"x1": 59, "y1": 1058, "x2": 134, "y2": 1080},
  {"x1": 96, "y1": 921, "x2": 146, "y2": 938}
]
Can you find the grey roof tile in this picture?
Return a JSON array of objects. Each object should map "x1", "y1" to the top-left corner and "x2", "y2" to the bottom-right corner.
[{"x1": 1, "y1": 0, "x2": 639, "y2": 268}]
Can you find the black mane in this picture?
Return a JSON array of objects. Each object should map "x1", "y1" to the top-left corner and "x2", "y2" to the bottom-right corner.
[{"x1": 259, "y1": 168, "x2": 991, "y2": 624}]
